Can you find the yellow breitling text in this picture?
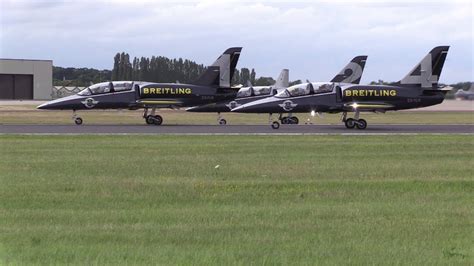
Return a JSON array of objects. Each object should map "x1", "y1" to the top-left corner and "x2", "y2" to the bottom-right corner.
[
  {"x1": 344, "y1": 89, "x2": 397, "y2": 97},
  {"x1": 142, "y1": 87, "x2": 192, "y2": 95}
]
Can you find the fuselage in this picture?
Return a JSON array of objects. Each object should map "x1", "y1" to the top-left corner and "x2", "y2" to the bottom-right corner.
[
  {"x1": 37, "y1": 81, "x2": 237, "y2": 110},
  {"x1": 231, "y1": 82, "x2": 446, "y2": 114},
  {"x1": 186, "y1": 85, "x2": 279, "y2": 113}
]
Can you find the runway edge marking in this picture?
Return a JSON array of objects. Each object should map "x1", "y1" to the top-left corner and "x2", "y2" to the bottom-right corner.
[{"x1": 1, "y1": 133, "x2": 473, "y2": 136}]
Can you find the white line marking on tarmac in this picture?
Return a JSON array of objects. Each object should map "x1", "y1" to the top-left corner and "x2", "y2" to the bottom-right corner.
[{"x1": 1, "y1": 133, "x2": 473, "y2": 136}]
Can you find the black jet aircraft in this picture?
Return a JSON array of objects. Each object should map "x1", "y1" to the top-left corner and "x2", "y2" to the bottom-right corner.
[
  {"x1": 454, "y1": 83, "x2": 474, "y2": 100},
  {"x1": 186, "y1": 69, "x2": 289, "y2": 125},
  {"x1": 37, "y1": 47, "x2": 242, "y2": 125},
  {"x1": 232, "y1": 46, "x2": 450, "y2": 130},
  {"x1": 189, "y1": 56, "x2": 368, "y2": 125}
]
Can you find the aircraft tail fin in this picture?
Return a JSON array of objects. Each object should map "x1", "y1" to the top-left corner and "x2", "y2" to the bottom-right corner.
[
  {"x1": 274, "y1": 69, "x2": 289, "y2": 88},
  {"x1": 193, "y1": 47, "x2": 242, "y2": 88},
  {"x1": 397, "y1": 46, "x2": 449, "y2": 88},
  {"x1": 331, "y1": 55, "x2": 367, "y2": 84}
]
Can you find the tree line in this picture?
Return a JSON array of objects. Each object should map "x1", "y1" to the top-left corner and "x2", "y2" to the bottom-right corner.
[
  {"x1": 110, "y1": 52, "x2": 293, "y2": 86},
  {"x1": 53, "y1": 67, "x2": 111, "y2": 87}
]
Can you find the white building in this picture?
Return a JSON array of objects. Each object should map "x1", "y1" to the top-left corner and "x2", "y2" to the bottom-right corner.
[{"x1": 0, "y1": 59, "x2": 53, "y2": 100}]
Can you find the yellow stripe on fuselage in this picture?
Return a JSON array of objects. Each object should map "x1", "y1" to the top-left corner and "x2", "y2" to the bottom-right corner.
[
  {"x1": 140, "y1": 100, "x2": 182, "y2": 105},
  {"x1": 355, "y1": 104, "x2": 392, "y2": 108}
]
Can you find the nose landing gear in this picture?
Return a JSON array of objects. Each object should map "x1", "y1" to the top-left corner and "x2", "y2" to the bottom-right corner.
[
  {"x1": 342, "y1": 112, "x2": 367, "y2": 130},
  {"x1": 72, "y1": 110, "x2": 83, "y2": 125},
  {"x1": 217, "y1": 112, "x2": 227, "y2": 125},
  {"x1": 271, "y1": 121, "x2": 280, "y2": 129},
  {"x1": 74, "y1": 117, "x2": 83, "y2": 125},
  {"x1": 268, "y1": 113, "x2": 280, "y2": 129}
]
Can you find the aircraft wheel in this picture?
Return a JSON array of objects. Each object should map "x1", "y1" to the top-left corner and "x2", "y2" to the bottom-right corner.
[
  {"x1": 218, "y1": 119, "x2": 227, "y2": 125},
  {"x1": 271, "y1": 121, "x2": 280, "y2": 129},
  {"x1": 153, "y1": 115, "x2": 163, "y2": 125},
  {"x1": 345, "y1": 118, "x2": 356, "y2": 129},
  {"x1": 74, "y1": 117, "x2": 83, "y2": 125},
  {"x1": 356, "y1": 119, "x2": 367, "y2": 130},
  {"x1": 290, "y1": 117, "x2": 299, "y2": 124},
  {"x1": 145, "y1": 115, "x2": 154, "y2": 125},
  {"x1": 281, "y1": 117, "x2": 289, "y2": 124}
]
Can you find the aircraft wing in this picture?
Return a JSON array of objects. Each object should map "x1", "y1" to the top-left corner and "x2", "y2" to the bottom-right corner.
[{"x1": 439, "y1": 86, "x2": 454, "y2": 91}]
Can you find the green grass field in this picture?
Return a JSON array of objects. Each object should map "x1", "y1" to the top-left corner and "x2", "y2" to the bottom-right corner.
[{"x1": 1, "y1": 135, "x2": 472, "y2": 265}]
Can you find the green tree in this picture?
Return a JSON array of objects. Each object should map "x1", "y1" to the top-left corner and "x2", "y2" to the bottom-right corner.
[
  {"x1": 250, "y1": 68, "x2": 256, "y2": 84},
  {"x1": 289, "y1": 80, "x2": 302, "y2": 86},
  {"x1": 132, "y1": 57, "x2": 139, "y2": 80},
  {"x1": 232, "y1": 69, "x2": 241, "y2": 85},
  {"x1": 111, "y1": 53, "x2": 120, "y2": 80},
  {"x1": 255, "y1": 77, "x2": 275, "y2": 86},
  {"x1": 240, "y1": 68, "x2": 250, "y2": 85}
]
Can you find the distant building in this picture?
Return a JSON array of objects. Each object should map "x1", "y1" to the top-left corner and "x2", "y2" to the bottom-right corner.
[
  {"x1": 52, "y1": 86, "x2": 85, "y2": 99},
  {"x1": 0, "y1": 58, "x2": 53, "y2": 100}
]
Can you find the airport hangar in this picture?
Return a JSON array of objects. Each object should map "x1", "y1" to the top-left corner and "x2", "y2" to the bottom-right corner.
[{"x1": 0, "y1": 58, "x2": 52, "y2": 100}]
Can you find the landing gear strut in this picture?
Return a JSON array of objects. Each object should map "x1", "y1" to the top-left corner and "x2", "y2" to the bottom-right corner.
[
  {"x1": 72, "y1": 110, "x2": 83, "y2": 125},
  {"x1": 143, "y1": 107, "x2": 163, "y2": 126},
  {"x1": 342, "y1": 111, "x2": 367, "y2": 130}
]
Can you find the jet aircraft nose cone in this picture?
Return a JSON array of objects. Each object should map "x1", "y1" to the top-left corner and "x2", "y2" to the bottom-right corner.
[
  {"x1": 231, "y1": 97, "x2": 280, "y2": 113},
  {"x1": 230, "y1": 104, "x2": 246, "y2": 112},
  {"x1": 186, "y1": 106, "x2": 200, "y2": 112},
  {"x1": 231, "y1": 102, "x2": 264, "y2": 113},
  {"x1": 36, "y1": 95, "x2": 81, "y2": 110},
  {"x1": 37, "y1": 102, "x2": 52, "y2": 109}
]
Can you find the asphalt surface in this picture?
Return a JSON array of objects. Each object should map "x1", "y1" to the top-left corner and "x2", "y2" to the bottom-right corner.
[{"x1": 0, "y1": 124, "x2": 473, "y2": 134}]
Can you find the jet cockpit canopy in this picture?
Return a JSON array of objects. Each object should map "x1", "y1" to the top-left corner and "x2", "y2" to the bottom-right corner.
[
  {"x1": 275, "y1": 82, "x2": 334, "y2": 98},
  {"x1": 253, "y1": 86, "x2": 271, "y2": 96},
  {"x1": 78, "y1": 81, "x2": 133, "y2": 96},
  {"x1": 236, "y1": 87, "x2": 253, "y2": 98},
  {"x1": 236, "y1": 86, "x2": 272, "y2": 98}
]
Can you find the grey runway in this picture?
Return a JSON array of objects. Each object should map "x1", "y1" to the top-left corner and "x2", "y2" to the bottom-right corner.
[{"x1": 0, "y1": 124, "x2": 473, "y2": 134}]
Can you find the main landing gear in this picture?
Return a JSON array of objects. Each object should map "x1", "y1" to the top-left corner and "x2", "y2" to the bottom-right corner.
[
  {"x1": 342, "y1": 112, "x2": 367, "y2": 130},
  {"x1": 269, "y1": 113, "x2": 300, "y2": 129},
  {"x1": 143, "y1": 107, "x2": 163, "y2": 126},
  {"x1": 72, "y1": 110, "x2": 83, "y2": 125},
  {"x1": 280, "y1": 115, "x2": 299, "y2": 125}
]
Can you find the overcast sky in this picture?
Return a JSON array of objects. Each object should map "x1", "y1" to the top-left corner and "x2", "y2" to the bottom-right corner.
[{"x1": 0, "y1": 0, "x2": 472, "y2": 83}]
